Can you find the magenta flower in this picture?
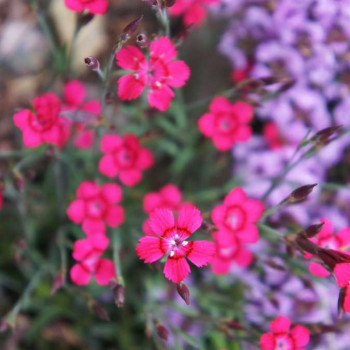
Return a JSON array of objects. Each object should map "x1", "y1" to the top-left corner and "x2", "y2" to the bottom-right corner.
[
  {"x1": 64, "y1": 0, "x2": 108, "y2": 14},
  {"x1": 62, "y1": 80, "x2": 101, "y2": 150},
  {"x1": 211, "y1": 232, "x2": 253, "y2": 275},
  {"x1": 70, "y1": 233, "x2": 115, "y2": 286},
  {"x1": 169, "y1": 0, "x2": 219, "y2": 27},
  {"x1": 212, "y1": 187, "x2": 264, "y2": 244},
  {"x1": 136, "y1": 207, "x2": 215, "y2": 283},
  {"x1": 98, "y1": 134, "x2": 154, "y2": 187},
  {"x1": 305, "y1": 218, "x2": 350, "y2": 278},
  {"x1": 333, "y1": 263, "x2": 350, "y2": 314},
  {"x1": 142, "y1": 184, "x2": 193, "y2": 235},
  {"x1": 13, "y1": 93, "x2": 70, "y2": 148},
  {"x1": 198, "y1": 97, "x2": 253, "y2": 151},
  {"x1": 260, "y1": 316, "x2": 310, "y2": 350},
  {"x1": 115, "y1": 36, "x2": 190, "y2": 111},
  {"x1": 67, "y1": 181, "x2": 124, "y2": 235}
]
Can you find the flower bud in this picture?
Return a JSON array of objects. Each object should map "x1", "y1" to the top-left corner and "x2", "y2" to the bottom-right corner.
[
  {"x1": 90, "y1": 301, "x2": 110, "y2": 321},
  {"x1": 177, "y1": 282, "x2": 190, "y2": 305},
  {"x1": 304, "y1": 222, "x2": 324, "y2": 238},
  {"x1": 121, "y1": 15, "x2": 144, "y2": 43},
  {"x1": 136, "y1": 33, "x2": 149, "y2": 48},
  {"x1": 78, "y1": 11, "x2": 94, "y2": 26},
  {"x1": 155, "y1": 322, "x2": 169, "y2": 341},
  {"x1": 84, "y1": 56, "x2": 100, "y2": 71},
  {"x1": 51, "y1": 268, "x2": 66, "y2": 295},
  {"x1": 312, "y1": 125, "x2": 343, "y2": 147},
  {"x1": 338, "y1": 287, "x2": 346, "y2": 318},
  {"x1": 109, "y1": 279, "x2": 125, "y2": 308},
  {"x1": 284, "y1": 184, "x2": 317, "y2": 204}
]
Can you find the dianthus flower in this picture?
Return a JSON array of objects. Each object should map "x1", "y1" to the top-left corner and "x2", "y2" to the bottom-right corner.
[
  {"x1": 198, "y1": 97, "x2": 253, "y2": 151},
  {"x1": 136, "y1": 206, "x2": 215, "y2": 283},
  {"x1": 142, "y1": 184, "x2": 193, "y2": 234},
  {"x1": 169, "y1": 0, "x2": 219, "y2": 27},
  {"x1": 211, "y1": 232, "x2": 253, "y2": 275},
  {"x1": 211, "y1": 187, "x2": 264, "y2": 244},
  {"x1": 99, "y1": 134, "x2": 154, "y2": 187},
  {"x1": 67, "y1": 181, "x2": 124, "y2": 235},
  {"x1": 70, "y1": 233, "x2": 115, "y2": 286},
  {"x1": 115, "y1": 36, "x2": 190, "y2": 111},
  {"x1": 305, "y1": 218, "x2": 350, "y2": 278},
  {"x1": 333, "y1": 262, "x2": 350, "y2": 314},
  {"x1": 64, "y1": 0, "x2": 108, "y2": 14},
  {"x1": 62, "y1": 80, "x2": 101, "y2": 150},
  {"x1": 13, "y1": 93, "x2": 70, "y2": 148},
  {"x1": 260, "y1": 316, "x2": 310, "y2": 350}
]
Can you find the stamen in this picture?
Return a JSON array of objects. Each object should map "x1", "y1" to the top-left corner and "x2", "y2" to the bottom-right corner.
[
  {"x1": 170, "y1": 251, "x2": 174, "y2": 257},
  {"x1": 182, "y1": 241, "x2": 188, "y2": 246}
]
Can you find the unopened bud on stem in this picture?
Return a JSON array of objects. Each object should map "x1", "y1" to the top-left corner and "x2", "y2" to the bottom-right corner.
[
  {"x1": 136, "y1": 33, "x2": 149, "y2": 48},
  {"x1": 109, "y1": 279, "x2": 125, "y2": 307},
  {"x1": 155, "y1": 321, "x2": 169, "y2": 341},
  {"x1": 177, "y1": 282, "x2": 190, "y2": 305},
  {"x1": 121, "y1": 15, "x2": 144, "y2": 43},
  {"x1": 84, "y1": 56, "x2": 100, "y2": 71},
  {"x1": 283, "y1": 184, "x2": 317, "y2": 204}
]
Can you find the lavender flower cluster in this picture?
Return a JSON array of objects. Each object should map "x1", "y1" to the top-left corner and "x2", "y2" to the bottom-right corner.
[{"x1": 217, "y1": 0, "x2": 350, "y2": 229}]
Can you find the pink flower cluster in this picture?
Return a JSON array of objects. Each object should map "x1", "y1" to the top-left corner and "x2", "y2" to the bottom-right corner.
[
  {"x1": 260, "y1": 316, "x2": 310, "y2": 350},
  {"x1": 70, "y1": 233, "x2": 115, "y2": 285},
  {"x1": 116, "y1": 37, "x2": 190, "y2": 111},
  {"x1": 198, "y1": 97, "x2": 253, "y2": 151},
  {"x1": 13, "y1": 81, "x2": 100, "y2": 150},
  {"x1": 210, "y1": 187, "x2": 264, "y2": 274}
]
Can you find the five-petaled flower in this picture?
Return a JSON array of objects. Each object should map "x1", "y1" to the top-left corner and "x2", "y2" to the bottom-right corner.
[
  {"x1": 198, "y1": 97, "x2": 253, "y2": 151},
  {"x1": 116, "y1": 36, "x2": 190, "y2": 111},
  {"x1": 13, "y1": 93, "x2": 70, "y2": 148},
  {"x1": 211, "y1": 187, "x2": 264, "y2": 244},
  {"x1": 136, "y1": 206, "x2": 215, "y2": 283},
  {"x1": 99, "y1": 134, "x2": 154, "y2": 187},
  {"x1": 67, "y1": 181, "x2": 124, "y2": 235},
  {"x1": 70, "y1": 233, "x2": 115, "y2": 286},
  {"x1": 211, "y1": 233, "x2": 253, "y2": 275},
  {"x1": 260, "y1": 316, "x2": 310, "y2": 350},
  {"x1": 62, "y1": 80, "x2": 101, "y2": 150},
  {"x1": 169, "y1": 0, "x2": 219, "y2": 27},
  {"x1": 64, "y1": 0, "x2": 109, "y2": 14},
  {"x1": 305, "y1": 218, "x2": 350, "y2": 278}
]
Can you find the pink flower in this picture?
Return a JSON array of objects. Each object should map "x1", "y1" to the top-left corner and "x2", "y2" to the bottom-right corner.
[
  {"x1": 67, "y1": 181, "x2": 124, "y2": 235},
  {"x1": 63, "y1": 80, "x2": 101, "y2": 150},
  {"x1": 169, "y1": 0, "x2": 219, "y2": 27},
  {"x1": 115, "y1": 37, "x2": 190, "y2": 111},
  {"x1": 198, "y1": 97, "x2": 253, "y2": 151},
  {"x1": 260, "y1": 316, "x2": 310, "y2": 350},
  {"x1": 99, "y1": 134, "x2": 154, "y2": 187},
  {"x1": 136, "y1": 206, "x2": 215, "y2": 283},
  {"x1": 70, "y1": 233, "x2": 115, "y2": 286},
  {"x1": 211, "y1": 187, "x2": 264, "y2": 244},
  {"x1": 64, "y1": 0, "x2": 108, "y2": 14},
  {"x1": 263, "y1": 122, "x2": 284, "y2": 150},
  {"x1": 211, "y1": 233, "x2": 253, "y2": 275},
  {"x1": 305, "y1": 218, "x2": 350, "y2": 278},
  {"x1": 13, "y1": 93, "x2": 70, "y2": 148},
  {"x1": 333, "y1": 263, "x2": 350, "y2": 314},
  {"x1": 142, "y1": 184, "x2": 193, "y2": 234}
]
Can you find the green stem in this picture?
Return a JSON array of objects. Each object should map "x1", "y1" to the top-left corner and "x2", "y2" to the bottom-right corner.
[{"x1": 112, "y1": 230, "x2": 124, "y2": 285}]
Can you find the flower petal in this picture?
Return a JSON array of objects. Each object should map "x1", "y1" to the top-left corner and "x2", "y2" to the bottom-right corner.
[
  {"x1": 99, "y1": 155, "x2": 119, "y2": 178},
  {"x1": 136, "y1": 236, "x2": 164, "y2": 263},
  {"x1": 291, "y1": 325, "x2": 310, "y2": 347},
  {"x1": 64, "y1": 80, "x2": 85, "y2": 107},
  {"x1": 94, "y1": 259, "x2": 115, "y2": 285},
  {"x1": 101, "y1": 183, "x2": 123, "y2": 204},
  {"x1": 116, "y1": 45, "x2": 146, "y2": 70},
  {"x1": 118, "y1": 75, "x2": 145, "y2": 101},
  {"x1": 149, "y1": 208, "x2": 175, "y2": 236},
  {"x1": 259, "y1": 333, "x2": 275, "y2": 350},
  {"x1": 334, "y1": 263, "x2": 350, "y2": 288},
  {"x1": 67, "y1": 199, "x2": 85, "y2": 224},
  {"x1": 70, "y1": 263, "x2": 91, "y2": 285},
  {"x1": 270, "y1": 315, "x2": 291, "y2": 333},
  {"x1": 119, "y1": 169, "x2": 142, "y2": 187},
  {"x1": 105, "y1": 205, "x2": 125, "y2": 228},
  {"x1": 186, "y1": 241, "x2": 215, "y2": 267},
  {"x1": 150, "y1": 37, "x2": 177, "y2": 62},
  {"x1": 177, "y1": 206, "x2": 202, "y2": 233},
  {"x1": 148, "y1": 84, "x2": 175, "y2": 111},
  {"x1": 198, "y1": 113, "x2": 215, "y2": 137},
  {"x1": 167, "y1": 60, "x2": 190, "y2": 88},
  {"x1": 163, "y1": 256, "x2": 190, "y2": 283}
]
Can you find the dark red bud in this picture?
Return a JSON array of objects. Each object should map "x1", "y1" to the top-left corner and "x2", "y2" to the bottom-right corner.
[
  {"x1": 278, "y1": 78, "x2": 296, "y2": 93},
  {"x1": 84, "y1": 56, "x2": 100, "y2": 71},
  {"x1": 286, "y1": 184, "x2": 317, "y2": 204},
  {"x1": 177, "y1": 282, "x2": 190, "y2": 305},
  {"x1": 156, "y1": 324, "x2": 169, "y2": 341},
  {"x1": 312, "y1": 125, "x2": 343, "y2": 146},
  {"x1": 78, "y1": 11, "x2": 94, "y2": 26},
  {"x1": 91, "y1": 302, "x2": 110, "y2": 321},
  {"x1": 226, "y1": 320, "x2": 246, "y2": 331},
  {"x1": 121, "y1": 15, "x2": 144, "y2": 43},
  {"x1": 109, "y1": 279, "x2": 125, "y2": 307},
  {"x1": 304, "y1": 223, "x2": 325, "y2": 238},
  {"x1": 136, "y1": 33, "x2": 149, "y2": 48},
  {"x1": 51, "y1": 269, "x2": 66, "y2": 295}
]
